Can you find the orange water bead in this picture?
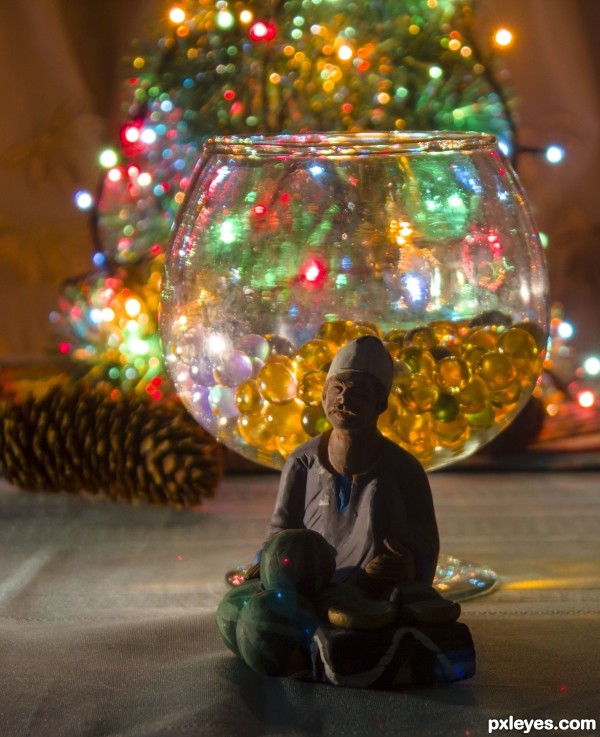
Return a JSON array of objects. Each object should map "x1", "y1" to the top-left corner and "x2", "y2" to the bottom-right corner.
[
  {"x1": 457, "y1": 376, "x2": 489, "y2": 413},
  {"x1": 383, "y1": 328, "x2": 406, "y2": 346},
  {"x1": 238, "y1": 412, "x2": 276, "y2": 450},
  {"x1": 463, "y1": 345, "x2": 488, "y2": 369},
  {"x1": 498, "y1": 327, "x2": 540, "y2": 378},
  {"x1": 498, "y1": 326, "x2": 537, "y2": 356},
  {"x1": 276, "y1": 431, "x2": 311, "y2": 457},
  {"x1": 429, "y1": 320, "x2": 462, "y2": 347},
  {"x1": 301, "y1": 405, "x2": 331, "y2": 437},
  {"x1": 396, "y1": 374, "x2": 439, "y2": 413},
  {"x1": 297, "y1": 370, "x2": 327, "y2": 406},
  {"x1": 433, "y1": 414, "x2": 468, "y2": 445},
  {"x1": 454, "y1": 319, "x2": 472, "y2": 336},
  {"x1": 400, "y1": 346, "x2": 436, "y2": 378},
  {"x1": 257, "y1": 362, "x2": 297, "y2": 404},
  {"x1": 492, "y1": 401, "x2": 519, "y2": 423},
  {"x1": 234, "y1": 380, "x2": 262, "y2": 414},
  {"x1": 513, "y1": 321, "x2": 548, "y2": 350},
  {"x1": 383, "y1": 340, "x2": 405, "y2": 362},
  {"x1": 404, "y1": 326, "x2": 436, "y2": 349},
  {"x1": 353, "y1": 321, "x2": 381, "y2": 338},
  {"x1": 394, "y1": 410, "x2": 434, "y2": 457},
  {"x1": 477, "y1": 351, "x2": 516, "y2": 391},
  {"x1": 264, "y1": 354, "x2": 296, "y2": 370},
  {"x1": 436, "y1": 356, "x2": 471, "y2": 394},
  {"x1": 464, "y1": 327, "x2": 499, "y2": 351},
  {"x1": 519, "y1": 354, "x2": 543, "y2": 385},
  {"x1": 377, "y1": 393, "x2": 400, "y2": 436},
  {"x1": 295, "y1": 339, "x2": 336, "y2": 370},
  {"x1": 465, "y1": 403, "x2": 495, "y2": 428},
  {"x1": 489, "y1": 377, "x2": 522, "y2": 406},
  {"x1": 263, "y1": 399, "x2": 305, "y2": 436},
  {"x1": 318, "y1": 319, "x2": 358, "y2": 345}
]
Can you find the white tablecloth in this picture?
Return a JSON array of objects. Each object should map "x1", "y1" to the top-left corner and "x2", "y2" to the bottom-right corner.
[{"x1": 1, "y1": 471, "x2": 599, "y2": 736}]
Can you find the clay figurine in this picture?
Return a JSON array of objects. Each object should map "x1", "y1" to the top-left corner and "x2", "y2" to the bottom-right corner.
[{"x1": 217, "y1": 336, "x2": 475, "y2": 688}]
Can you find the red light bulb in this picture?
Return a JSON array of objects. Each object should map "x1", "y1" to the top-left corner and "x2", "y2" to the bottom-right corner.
[
  {"x1": 249, "y1": 21, "x2": 276, "y2": 41},
  {"x1": 300, "y1": 258, "x2": 327, "y2": 284},
  {"x1": 120, "y1": 122, "x2": 142, "y2": 146}
]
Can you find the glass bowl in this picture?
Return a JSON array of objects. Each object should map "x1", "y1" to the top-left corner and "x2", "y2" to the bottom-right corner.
[{"x1": 160, "y1": 132, "x2": 549, "y2": 470}]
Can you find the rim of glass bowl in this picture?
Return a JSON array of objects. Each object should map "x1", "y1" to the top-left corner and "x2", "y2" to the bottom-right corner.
[{"x1": 203, "y1": 131, "x2": 498, "y2": 158}]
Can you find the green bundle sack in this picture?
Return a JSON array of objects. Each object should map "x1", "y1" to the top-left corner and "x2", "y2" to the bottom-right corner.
[
  {"x1": 236, "y1": 587, "x2": 319, "y2": 676},
  {"x1": 260, "y1": 528, "x2": 336, "y2": 598},
  {"x1": 215, "y1": 579, "x2": 262, "y2": 657}
]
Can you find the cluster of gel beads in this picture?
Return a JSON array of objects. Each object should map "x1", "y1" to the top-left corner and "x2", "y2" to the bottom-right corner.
[{"x1": 195, "y1": 315, "x2": 544, "y2": 470}]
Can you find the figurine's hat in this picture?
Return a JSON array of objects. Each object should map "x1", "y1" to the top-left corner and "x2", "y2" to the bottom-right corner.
[{"x1": 326, "y1": 336, "x2": 393, "y2": 395}]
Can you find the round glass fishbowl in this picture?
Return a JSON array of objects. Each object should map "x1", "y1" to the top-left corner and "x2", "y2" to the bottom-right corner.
[{"x1": 161, "y1": 132, "x2": 549, "y2": 472}]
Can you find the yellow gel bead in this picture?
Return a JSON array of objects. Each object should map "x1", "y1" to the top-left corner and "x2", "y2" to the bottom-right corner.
[
  {"x1": 383, "y1": 340, "x2": 404, "y2": 361},
  {"x1": 301, "y1": 405, "x2": 331, "y2": 436},
  {"x1": 431, "y1": 393, "x2": 460, "y2": 422},
  {"x1": 435, "y1": 434, "x2": 466, "y2": 450},
  {"x1": 295, "y1": 339, "x2": 336, "y2": 370},
  {"x1": 493, "y1": 402, "x2": 519, "y2": 423},
  {"x1": 238, "y1": 412, "x2": 276, "y2": 450},
  {"x1": 498, "y1": 326, "x2": 537, "y2": 358},
  {"x1": 353, "y1": 321, "x2": 381, "y2": 338},
  {"x1": 392, "y1": 411, "x2": 433, "y2": 462},
  {"x1": 406, "y1": 443, "x2": 433, "y2": 464},
  {"x1": 433, "y1": 414, "x2": 468, "y2": 444},
  {"x1": 263, "y1": 399, "x2": 304, "y2": 436},
  {"x1": 512, "y1": 321, "x2": 547, "y2": 350},
  {"x1": 465, "y1": 404, "x2": 495, "y2": 428},
  {"x1": 477, "y1": 352, "x2": 517, "y2": 391},
  {"x1": 265, "y1": 354, "x2": 296, "y2": 370},
  {"x1": 490, "y1": 377, "x2": 522, "y2": 406},
  {"x1": 521, "y1": 354, "x2": 543, "y2": 385},
  {"x1": 404, "y1": 326, "x2": 435, "y2": 349},
  {"x1": 455, "y1": 319, "x2": 472, "y2": 337},
  {"x1": 257, "y1": 362, "x2": 297, "y2": 404},
  {"x1": 463, "y1": 345, "x2": 488, "y2": 369},
  {"x1": 383, "y1": 328, "x2": 406, "y2": 346},
  {"x1": 276, "y1": 431, "x2": 310, "y2": 457},
  {"x1": 399, "y1": 346, "x2": 436, "y2": 378},
  {"x1": 394, "y1": 410, "x2": 431, "y2": 444},
  {"x1": 318, "y1": 319, "x2": 358, "y2": 345},
  {"x1": 234, "y1": 380, "x2": 262, "y2": 414},
  {"x1": 298, "y1": 370, "x2": 327, "y2": 406},
  {"x1": 377, "y1": 393, "x2": 400, "y2": 436},
  {"x1": 429, "y1": 320, "x2": 461, "y2": 347},
  {"x1": 436, "y1": 356, "x2": 471, "y2": 394},
  {"x1": 396, "y1": 374, "x2": 439, "y2": 413},
  {"x1": 457, "y1": 376, "x2": 489, "y2": 413},
  {"x1": 464, "y1": 327, "x2": 498, "y2": 351}
]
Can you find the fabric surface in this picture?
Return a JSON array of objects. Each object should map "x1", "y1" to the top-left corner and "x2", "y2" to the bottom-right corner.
[{"x1": 1, "y1": 471, "x2": 599, "y2": 736}]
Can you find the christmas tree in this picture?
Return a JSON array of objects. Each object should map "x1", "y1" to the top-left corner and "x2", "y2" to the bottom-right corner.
[{"x1": 51, "y1": 0, "x2": 516, "y2": 397}]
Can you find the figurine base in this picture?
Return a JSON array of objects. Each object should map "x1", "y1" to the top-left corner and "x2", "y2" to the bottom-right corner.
[
  {"x1": 226, "y1": 554, "x2": 499, "y2": 602},
  {"x1": 434, "y1": 554, "x2": 499, "y2": 601},
  {"x1": 308, "y1": 620, "x2": 475, "y2": 689}
]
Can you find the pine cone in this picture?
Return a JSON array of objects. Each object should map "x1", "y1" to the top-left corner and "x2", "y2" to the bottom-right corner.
[{"x1": 0, "y1": 385, "x2": 224, "y2": 507}]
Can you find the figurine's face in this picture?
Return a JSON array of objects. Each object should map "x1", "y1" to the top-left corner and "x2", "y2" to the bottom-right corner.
[{"x1": 322, "y1": 371, "x2": 386, "y2": 430}]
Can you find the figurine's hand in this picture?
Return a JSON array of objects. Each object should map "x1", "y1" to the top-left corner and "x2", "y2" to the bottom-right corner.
[
  {"x1": 365, "y1": 539, "x2": 416, "y2": 583},
  {"x1": 243, "y1": 561, "x2": 261, "y2": 581}
]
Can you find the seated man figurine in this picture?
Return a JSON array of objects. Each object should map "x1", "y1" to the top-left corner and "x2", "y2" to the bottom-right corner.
[{"x1": 216, "y1": 336, "x2": 475, "y2": 686}]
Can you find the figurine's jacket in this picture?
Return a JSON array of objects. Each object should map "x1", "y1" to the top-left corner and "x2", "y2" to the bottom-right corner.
[{"x1": 268, "y1": 432, "x2": 440, "y2": 587}]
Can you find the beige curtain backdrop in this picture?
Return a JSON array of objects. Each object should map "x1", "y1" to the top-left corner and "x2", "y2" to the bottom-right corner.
[{"x1": 0, "y1": 0, "x2": 598, "y2": 359}]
